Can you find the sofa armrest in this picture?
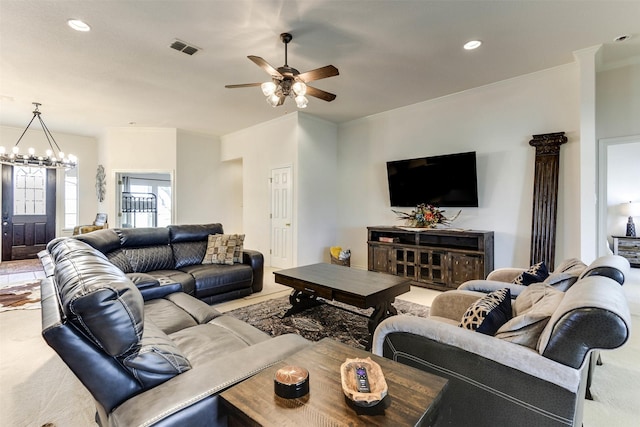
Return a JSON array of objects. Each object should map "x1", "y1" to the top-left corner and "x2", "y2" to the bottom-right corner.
[
  {"x1": 429, "y1": 289, "x2": 486, "y2": 321},
  {"x1": 242, "y1": 249, "x2": 264, "y2": 293},
  {"x1": 140, "y1": 283, "x2": 183, "y2": 301},
  {"x1": 539, "y1": 276, "x2": 631, "y2": 368},
  {"x1": 578, "y1": 254, "x2": 630, "y2": 284},
  {"x1": 127, "y1": 272, "x2": 184, "y2": 301},
  {"x1": 458, "y1": 280, "x2": 527, "y2": 297},
  {"x1": 486, "y1": 267, "x2": 526, "y2": 282},
  {"x1": 108, "y1": 334, "x2": 310, "y2": 427},
  {"x1": 371, "y1": 316, "x2": 585, "y2": 427},
  {"x1": 372, "y1": 315, "x2": 581, "y2": 392}
]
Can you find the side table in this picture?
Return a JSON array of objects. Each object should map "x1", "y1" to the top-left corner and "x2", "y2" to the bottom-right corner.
[
  {"x1": 612, "y1": 235, "x2": 640, "y2": 267},
  {"x1": 220, "y1": 338, "x2": 448, "y2": 427}
]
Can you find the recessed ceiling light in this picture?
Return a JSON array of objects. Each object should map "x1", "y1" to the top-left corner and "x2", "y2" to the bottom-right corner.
[
  {"x1": 68, "y1": 19, "x2": 91, "y2": 32},
  {"x1": 614, "y1": 34, "x2": 631, "y2": 42},
  {"x1": 463, "y1": 40, "x2": 482, "y2": 50}
]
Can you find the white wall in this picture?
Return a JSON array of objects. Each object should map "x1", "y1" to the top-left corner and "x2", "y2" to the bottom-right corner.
[
  {"x1": 296, "y1": 113, "x2": 338, "y2": 265},
  {"x1": 597, "y1": 62, "x2": 640, "y2": 251},
  {"x1": 0, "y1": 125, "x2": 98, "y2": 237},
  {"x1": 221, "y1": 113, "x2": 298, "y2": 257},
  {"x1": 597, "y1": 63, "x2": 640, "y2": 139},
  {"x1": 175, "y1": 129, "x2": 241, "y2": 228},
  {"x1": 337, "y1": 63, "x2": 581, "y2": 270},
  {"x1": 99, "y1": 127, "x2": 177, "y2": 226},
  {"x1": 606, "y1": 141, "x2": 640, "y2": 237},
  {"x1": 220, "y1": 112, "x2": 339, "y2": 265}
]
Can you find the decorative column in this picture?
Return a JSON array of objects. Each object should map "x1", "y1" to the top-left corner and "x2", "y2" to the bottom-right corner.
[{"x1": 529, "y1": 132, "x2": 567, "y2": 271}]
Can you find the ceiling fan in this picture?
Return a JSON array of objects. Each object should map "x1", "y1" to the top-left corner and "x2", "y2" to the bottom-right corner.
[{"x1": 225, "y1": 32, "x2": 339, "y2": 108}]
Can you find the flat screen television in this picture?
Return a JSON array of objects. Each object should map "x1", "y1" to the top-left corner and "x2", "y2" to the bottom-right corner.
[{"x1": 386, "y1": 151, "x2": 479, "y2": 207}]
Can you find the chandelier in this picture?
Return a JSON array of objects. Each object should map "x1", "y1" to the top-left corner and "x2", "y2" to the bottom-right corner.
[{"x1": 0, "y1": 102, "x2": 77, "y2": 169}]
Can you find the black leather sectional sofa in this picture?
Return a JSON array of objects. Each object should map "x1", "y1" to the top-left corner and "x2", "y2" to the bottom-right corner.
[
  {"x1": 73, "y1": 223, "x2": 263, "y2": 304},
  {"x1": 39, "y1": 233, "x2": 310, "y2": 426}
]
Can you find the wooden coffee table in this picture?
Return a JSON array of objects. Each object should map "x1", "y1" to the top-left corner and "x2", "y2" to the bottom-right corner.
[
  {"x1": 273, "y1": 263, "x2": 411, "y2": 349},
  {"x1": 220, "y1": 338, "x2": 448, "y2": 427}
]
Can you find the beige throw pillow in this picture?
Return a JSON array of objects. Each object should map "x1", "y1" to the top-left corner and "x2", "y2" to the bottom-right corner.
[
  {"x1": 202, "y1": 234, "x2": 244, "y2": 265},
  {"x1": 494, "y1": 283, "x2": 564, "y2": 349}
]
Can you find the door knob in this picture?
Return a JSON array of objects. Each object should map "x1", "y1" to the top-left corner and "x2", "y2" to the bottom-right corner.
[{"x1": 285, "y1": 223, "x2": 291, "y2": 226}]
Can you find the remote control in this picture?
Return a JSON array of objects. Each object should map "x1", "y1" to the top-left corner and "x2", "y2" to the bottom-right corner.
[{"x1": 354, "y1": 366, "x2": 370, "y2": 393}]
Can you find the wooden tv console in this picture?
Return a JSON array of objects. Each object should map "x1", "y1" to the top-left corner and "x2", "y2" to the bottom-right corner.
[{"x1": 368, "y1": 226, "x2": 494, "y2": 291}]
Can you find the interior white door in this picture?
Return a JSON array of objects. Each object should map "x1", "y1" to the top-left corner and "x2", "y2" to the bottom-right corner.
[{"x1": 270, "y1": 166, "x2": 293, "y2": 268}]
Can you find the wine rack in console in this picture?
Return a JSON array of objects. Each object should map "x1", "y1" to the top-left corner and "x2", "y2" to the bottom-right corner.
[{"x1": 367, "y1": 226, "x2": 494, "y2": 290}]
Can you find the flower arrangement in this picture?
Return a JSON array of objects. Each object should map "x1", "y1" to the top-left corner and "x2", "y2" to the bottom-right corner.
[{"x1": 392, "y1": 204, "x2": 460, "y2": 228}]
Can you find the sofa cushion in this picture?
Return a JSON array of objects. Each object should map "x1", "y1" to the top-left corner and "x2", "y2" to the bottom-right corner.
[
  {"x1": 122, "y1": 320, "x2": 191, "y2": 388},
  {"x1": 542, "y1": 258, "x2": 586, "y2": 291},
  {"x1": 144, "y1": 293, "x2": 222, "y2": 335},
  {"x1": 172, "y1": 241, "x2": 208, "y2": 268},
  {"x1": 495, "y1": 284, "x2": 564, "y2": 349},
  {"x1": 107, "y1": 249, "x2": 134, "y2": 273},
  {"x1": 202, "y1": 234, "x2": 243, "y2": 265},
  {"x1": 512, "y1": 261, "x2": 549, "y2": 286},
  {"x1": 169, "y1": 318, "x2": 270, "y2": 367},
  {"x1": 168, "y1": 223, "x2": 224, "y2": 243},
  {"x1": 124, "y1": 245, "x2": 175, "y2": 272},
  {"x1": 459, "y1": 288, "x2": 512, "y2": 335}
]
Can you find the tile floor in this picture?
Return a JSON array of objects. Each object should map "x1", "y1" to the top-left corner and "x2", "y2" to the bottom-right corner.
[{"x1": 0, "y1": 259, "x2": 46, "y2": 285}]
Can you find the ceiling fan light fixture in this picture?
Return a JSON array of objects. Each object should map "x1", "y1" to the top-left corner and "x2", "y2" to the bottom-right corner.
[
  {"x1": 267, "y1": 93, "x2": 281, "y2": 107},
  {"x1": 292, "y1": 81, "x2": 307, "y2": 96},
  {"x1": 226, "y1": 32, "x2": 338, "y2": 108},
  {"x1": 295, "y1": 95, "x2": 308, "y2": 109},
  {"x1": 261, "y1": 81, "x2": 277, "y2": 96}
]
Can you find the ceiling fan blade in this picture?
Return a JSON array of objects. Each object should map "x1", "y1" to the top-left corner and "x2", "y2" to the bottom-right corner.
[
  {"x1": 297, "y1": 65, "x2": 339, "y2": 83},
  {"x1": 306, "y1": 85, "x2": 337, "y2": 102},
  {"x1": 248, "y1": 55, "x2": 282, "y2": 77},
  {"x1": 225, "y1": 83, "x2": 262, "y2": 88}
]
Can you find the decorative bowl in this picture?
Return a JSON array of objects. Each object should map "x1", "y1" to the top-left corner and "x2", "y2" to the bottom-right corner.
[{"x1": 340, "y1": 357, "x2": 388, "y2": 407}]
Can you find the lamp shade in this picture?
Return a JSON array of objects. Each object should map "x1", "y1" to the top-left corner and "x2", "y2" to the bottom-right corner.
[{"x1": 621, "y1": 201, "x2": 640, "y2": 217}]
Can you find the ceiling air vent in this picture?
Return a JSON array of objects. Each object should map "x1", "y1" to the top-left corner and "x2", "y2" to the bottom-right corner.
[{"x1": 170, "y1": 39, "x2": 200, "y2": 55}]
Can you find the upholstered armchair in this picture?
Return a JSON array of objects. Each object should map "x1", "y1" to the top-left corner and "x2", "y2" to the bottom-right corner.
[
  {"x1": 372, "y1": 272, "x2": 631, "y2": 426},
  {"x1": 458, "y1": 255, "x2": 630, "y2": 297},
  {"x1": 72, "y1": 213, "x2": 108, "y2": 235}
]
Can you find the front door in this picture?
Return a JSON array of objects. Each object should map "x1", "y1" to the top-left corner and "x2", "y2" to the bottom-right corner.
[
  {"x1": 270, "y1": 166, "x2": 293, "y2": 268},
  {"x1": 2, "y1": 165, "x2": 56, "y2": 260}
]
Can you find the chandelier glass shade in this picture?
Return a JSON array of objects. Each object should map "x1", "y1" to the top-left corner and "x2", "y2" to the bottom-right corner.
[
  {"x1": 261, "y1": 78, "x2": 309, "y2": 109},
  {"x1": 0, "y1": 103, "x2": 77, "y2": 169}
]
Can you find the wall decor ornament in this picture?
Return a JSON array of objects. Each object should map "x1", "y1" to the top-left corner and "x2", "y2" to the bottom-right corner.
[{"x1": 96, "y1": 165, "x2": 106, "y2": 202}]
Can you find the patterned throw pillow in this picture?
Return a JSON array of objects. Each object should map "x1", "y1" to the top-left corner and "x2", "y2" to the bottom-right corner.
[
  {"x1": 495, "y1": 284, "x2": 564, "y2": 349},
  {"x1": 512, "y1": 261, "x2": 549, "y2": 286},
  {"x1": 233, "y1": 234, "x2": 245, "y2": 263},
  {"x1": 202, "y1": 234, "x2": 242, "y2": 265},
  {"x1": 459, "y1": 288, "x2": 512, "y2": 335}
]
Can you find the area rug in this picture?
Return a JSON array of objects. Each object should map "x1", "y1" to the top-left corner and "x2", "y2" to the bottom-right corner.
[
  {"x1": 0, "y1": 281, "x2": 42, "y2": 312},
  {"x1": 227, "y1": 296, "x2": 429, "y2": 349}
]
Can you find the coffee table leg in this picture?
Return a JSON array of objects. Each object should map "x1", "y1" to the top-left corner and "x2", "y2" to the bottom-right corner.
[
  {"x1": 366, "y1": 299, "x2": 398, "y2": 350},
  {"x1": 282, "y1": 290, "x2": 321, "y2": 318}
]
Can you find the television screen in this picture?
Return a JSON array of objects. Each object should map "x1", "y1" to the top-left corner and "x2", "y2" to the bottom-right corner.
[{"x1": 386, "y1": 151, "x2": 479, "y2": 207}]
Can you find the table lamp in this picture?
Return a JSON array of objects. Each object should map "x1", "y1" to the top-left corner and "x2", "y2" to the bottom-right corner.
[{"x1": 622, "y1": 201, "x2": 640, "y2": 237}]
